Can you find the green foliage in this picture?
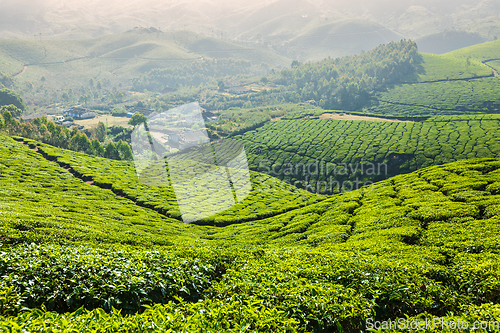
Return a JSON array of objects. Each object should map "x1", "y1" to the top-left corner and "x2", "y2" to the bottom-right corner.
[
  {"x1": 445, "y1": 40, "x2": 500, "y2": 63},
  {"x1": 0, "y1": 89, "x2": 25, "y2": 111},
  {"x1": 0, "y1": 134, "x2": 500, "y2": 331},
  {"x1": 96, "y1": 121, "x2": 107, "y2": 142},
  {"x1": 372, "y1": 77, "x2": 500, "y2": 116},
  {"x1": 2, "y1": 38, "x2": 500, "y2": 330},
  {"x1": 415, "y1": 53, "x2": 491, "y2": 82},
  {"x1": 132, "y1": 59, "x2": 253, "y2": 92},
  {"x1": 0, "y1": 72, "x2": 13, "y2": 88},
  {"x1": 275, "y1": 40, "x2": 420, "y2": 110},
  {"x1": 30, "y1": 140, "x2": 321, "y2": 226},
  {"x1": 0, "y1": 114, "x2": 133, "y2": 161},
  {"x1": 128, "y1": 113, "x2": 148, "y2": 127},
  {"x1": 104, "y1": 142, "x2": 120, "y2": 160},
  {"x1": 238, "y1": 115, "x2": 500, "y2": 192},
  {"x1": 0, "y1": 244, "x2": 218, "y2": 314}
]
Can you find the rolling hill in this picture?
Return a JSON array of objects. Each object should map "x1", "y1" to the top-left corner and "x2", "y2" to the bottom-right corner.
[
  {"x1": 445, "y1": 39, "x2": 500, "y2": 68},
  {"x1": 1, "y1": 23, "x2": 500, "y2": 332},
  {"x1": 416, "y1": 30, "x2": 485, "y2": 54},
  {"x1": 236, "y1": 114, "x2": 500, "y2": 192},
  {"x1": 284, "y1": 19, "x2": 404, "y2": 62},
  {"x1": 367, "y1": 41, "x2": 500, "y2": 116},
  {"x1": 0, "y1": 132, "x2": 500, "y2": 331},
  {"x1": 201, "y1": 40, "x2": 499, "y2": 117},
  {"x1": 0, "y1": 28, "x2": 290, "y2": 91}
]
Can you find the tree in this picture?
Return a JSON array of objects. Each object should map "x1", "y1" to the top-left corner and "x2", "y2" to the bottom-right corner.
[
  {"x1": 117, "y1": 140, "x2": 133, "y2": 160},
  {"x1": 96, "y1": 122, "x2": 107, "y2": 142},
  {"x1": 0, "y1": 89, "x2": 26, "y2": 111},
  {"x1": 115, "y1": 92, "x2": 124, "y2": 103},
  {"x1": 104, "y1": 142, "x2": 120, "y2": 160},
  {"x1": 91, "y1": 139, "x2": 105, "y2": 156},
  {"x1": 0, "y1": 72, "x2": 13, "y2": 88},
  {"x1": 1, "y1": 105, "x2": 23, "y2": 118},
  {"x1": 218, "y1": 79, "x2": 225, "y2": 91},
  {"x1": 128, "y1": 113, "x2": 148, "y2": 127}
]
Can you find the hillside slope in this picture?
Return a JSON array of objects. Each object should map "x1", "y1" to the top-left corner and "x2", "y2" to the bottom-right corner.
[
  {"x1": 1, "y1": 134, "x2": 500, "y2": 331},
  {"x1": 368, "y1": 41, "x2": 500, "y2": 116},
  {"x1": 237, "y1": 115, "x2": 500, "y2": 192},
  {"x1": 13, "y1": 136, "x2": 321, "y2": 227},
  {"x1": 286, "y1": 19, "x2": 404, "y2": 62},
  {"x1": 0, "y1": 28, "x2": 290, "y2": 90}
]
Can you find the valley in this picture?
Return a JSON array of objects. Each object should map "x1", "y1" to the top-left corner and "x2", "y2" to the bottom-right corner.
[{"x1": 0, "y1": 9, "x2": 499, "y2": 331}]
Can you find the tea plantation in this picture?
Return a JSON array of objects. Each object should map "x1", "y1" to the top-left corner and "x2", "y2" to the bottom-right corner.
[
  {"x1": 0, "y1": 133, "x2": 500, "y2": 332},
  {"x1": 368, "y1": 41, "x2": 500, "y2": 116},
  {"x1": 17, "y1": 137, "x2": 321, "y2": 226},
  {"x1": 238, "y1": 114, "x2": 500, "y2": 194}
]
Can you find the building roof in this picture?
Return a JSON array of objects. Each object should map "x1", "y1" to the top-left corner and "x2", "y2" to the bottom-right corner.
[{"x1": 66, "y1": 107, "x2": 91, "y2": 115}]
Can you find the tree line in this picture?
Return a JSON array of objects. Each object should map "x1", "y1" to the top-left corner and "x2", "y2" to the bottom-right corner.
[{"x1": 0, "y1": 105, "x2": 133, "y2": 161}]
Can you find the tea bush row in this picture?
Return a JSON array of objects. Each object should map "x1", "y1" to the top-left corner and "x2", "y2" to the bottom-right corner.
[
  {"x1": 28, "y1": 138, "x2": 321, "y2": 226},
  {"x1": 237, "y1": 115, "x2": 500, "y2": 193}
]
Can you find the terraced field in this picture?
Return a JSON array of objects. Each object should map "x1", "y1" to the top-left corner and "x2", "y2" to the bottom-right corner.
[
  {"x1": 2, "y1": 39, "x2": 500, "y2": 332},
  {"x1": 0, "y1": 135, "x2": 201, "y2": 246},
  {"x1": 1, "y1": 131, "x2": 500, "y2": 331},
  {"x1": 445, "y1": 40, "x2": 500, "y2": 64},
  {"x1": 368, "y1": 44, "x2": 500, "y2": 117},
  {"x1": 413, "y1": 53, "x2": 492, "y2": 83},
  {"x1": 373, "y1": 77, "x2": 500, "y2": 116},
  {"x1": 237, "y1": 115, "x2": 500, "y2": 193},
  {"x1": 17, "y1": 137, "x2": 320, "y2": 226}
]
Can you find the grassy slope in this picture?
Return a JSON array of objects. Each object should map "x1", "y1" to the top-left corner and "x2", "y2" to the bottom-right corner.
[
  {"x1": 445, "y1": 40, "x2": 500, "y2": 62},
  {"x1": 415, "y1": 53, "x2": 492, "y2": 82},
  {"x1": 0, "y1": 135, "x2": 200, "y2": 247},
  {"x1": 288, "y1": 19, "x2": 404, "y2": 62},
  {"x1": 1, "y1": 135, "x2": 500, "y2": 331}
]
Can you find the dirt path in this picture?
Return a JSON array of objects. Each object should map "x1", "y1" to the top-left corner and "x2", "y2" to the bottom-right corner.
[
  {"x1": 18, "y1": 139, "x2": 126, "y2": 198},
  {"x1": 482, "y1": 59, "x2": 499, "y2": 78},
  {"x1": 319, "y1": 113, "x2": 414, "y2": 123},
  {"x1": 13, "y1": 66, "x2": 27, "y2": 77}
]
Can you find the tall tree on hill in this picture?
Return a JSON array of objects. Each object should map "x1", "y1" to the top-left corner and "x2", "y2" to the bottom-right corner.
[
  {"x1": 91, "y1": 139, "x2": 105, "y2": 157},
  {"x1": 0, "y1": 72, "x2": 13, "y2": 88},
  {"x1": 104, "y1": 142, "x2": 120, "y2": 160},
  {"x1": 96, "y1": 122, "x2": 107, "y2": 142},
  {"x1": 128, "y1": 113, "x2": 148, "y2": 128},
  {"x1": 116, "y1": 140, "x2": 133, "y2": 160},
  {"x1": 0, "y1": 89, "x2": 26, "y2": 112}
]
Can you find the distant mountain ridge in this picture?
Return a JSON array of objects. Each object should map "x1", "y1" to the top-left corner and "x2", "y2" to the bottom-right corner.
[{"x1": 0, "y1": 0, "x2": 498, "y2": 57}]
